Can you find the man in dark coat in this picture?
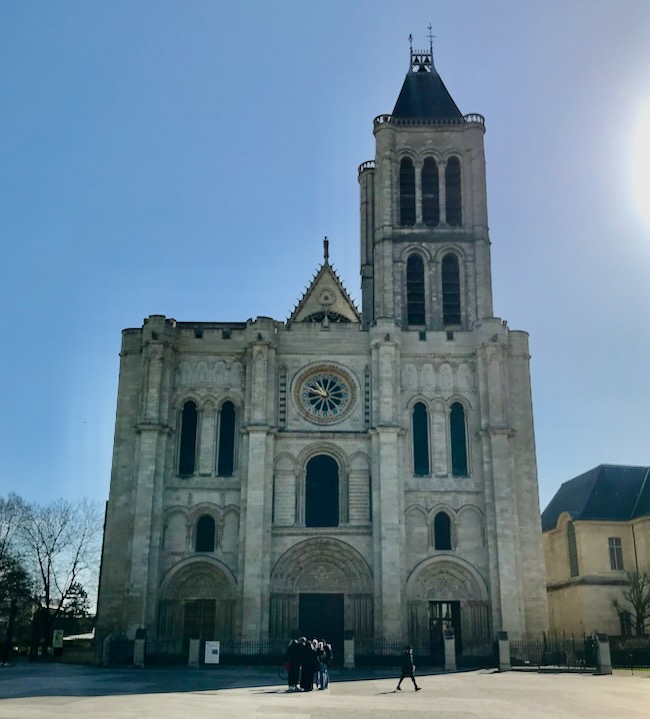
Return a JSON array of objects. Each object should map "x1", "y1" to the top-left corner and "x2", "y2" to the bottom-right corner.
[
  {"x1": 285, "y1": 638, "x2": 301, "y2": 691},
  {"x1": 396, "y1": 645, "x2": 421, "y2": 691},
  {"x1": 300, "y1": 639, "x2": 318, "y2": 691}
]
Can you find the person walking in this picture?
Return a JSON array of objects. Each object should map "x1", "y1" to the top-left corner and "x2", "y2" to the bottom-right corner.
[{"x1": 396, "y1": 645, "x2": 421, "y2": 691}]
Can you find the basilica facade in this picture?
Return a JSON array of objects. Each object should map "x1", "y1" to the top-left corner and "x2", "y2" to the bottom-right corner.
[{"x1": 96, "y1": 46, "x2": 548, "y2": 663}]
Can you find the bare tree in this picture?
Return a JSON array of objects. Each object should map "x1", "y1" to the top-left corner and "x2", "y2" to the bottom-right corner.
[
  {"x1": 0, "y1": 494, "x2": 32, "y2": 659},
  {"x1": 612, "y1": 570, "x2": 650, "y2": 636},
  {"x1": 19, "y1": 498, "x2": 102, "y2": 652},
  {"x1": 0, "y1": 493, "x2": 28, "y2": 567}
]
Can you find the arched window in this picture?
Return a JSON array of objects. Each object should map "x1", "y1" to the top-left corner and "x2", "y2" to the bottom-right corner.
[
  {"x1": 178, "y1": 401, "x2": 198, "y2": 476},
  {"x1": 421, "y1": 157, "x2": 439, "y2": 226},
  {"x1": 305, "y1": 455, "x2": 339, "y2": 527},
  {"x1": 450, "y1": 402, "x2": 468, "y2": 476},
  {"x1": 567, "y1": 522, "x2": 579, "y2": 577},
  {"x1": 399, "y1": 157, "x2": 416, "y2": 226},
  {"x1": 412, "y1": 402, "x2": 430, "y2": 476},
  {"x1": 217, "y1": 401, "x2": 236, "y2": 476},
  {"x1": 445, "y1": 156, "x2": 462, "y2": 226},
  {"x1": 195, "y1": 515, "x2": 215, "y2": 552},
  {"x1": 434, "y1": 512, "x2": 452, "y2": 550},
  {"x1": 441, "y1": 254, "x2": 461, "y2": 325},
  {"x1": 406, "y1": 254, "x2": 426, "y2": 325}
]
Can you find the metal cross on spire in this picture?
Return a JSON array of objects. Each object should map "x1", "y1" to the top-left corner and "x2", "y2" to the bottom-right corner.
[
  {"x1": 323, "y1": 236, "x2": 329, "y2": 263},
  {"x1": 427, "y1": 23, "x2": 436, "y2": 57}
]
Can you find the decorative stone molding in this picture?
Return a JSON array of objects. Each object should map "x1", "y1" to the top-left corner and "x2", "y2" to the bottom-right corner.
[
  {"x1": 407, "y1": 558, "x2": 488, "y2": 601},
  {"x1": 174, "y1": 359, "x2": 245, "y2": 389},
  {"x1": 160, "y1": 557, "x2": 237, "y2": 601},
  {"x1": 270, "y1": 537, "x2": 373, "y2": 594}
]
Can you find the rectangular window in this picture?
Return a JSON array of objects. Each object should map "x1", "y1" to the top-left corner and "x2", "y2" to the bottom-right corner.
[
  {"x1": 619, "y1": 611, "x2": 632, "y2": 637},
  {"x1": 609, "y1": 537, "x2": 624, "y2": 570}
]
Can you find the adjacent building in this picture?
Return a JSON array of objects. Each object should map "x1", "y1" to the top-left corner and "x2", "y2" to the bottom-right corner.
[
  {"x1": 96, "y1": 43, "x2": 549, "y2": 664},
  {"x1": 542, "y1": 464, "x2": 650, "y2": 636}
]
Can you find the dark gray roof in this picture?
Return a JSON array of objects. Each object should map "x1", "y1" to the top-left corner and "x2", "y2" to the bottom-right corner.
[
  {"x1": 541, "y1": 464, "x2": 650, "y2": 532},
  {"x1": 392, "y1": 65, "x2": 463, "y2": 121}
]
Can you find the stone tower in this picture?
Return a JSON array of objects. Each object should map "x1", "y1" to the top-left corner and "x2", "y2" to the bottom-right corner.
[
  {"x1": 96, "y1": 42, "x2": 548, "y2": 666},
  {"x1": 360, "y1": 46, "x2": 492, "y2": 329},
  {"x1": 357, "y1": 42, "x2": 548, "y2": 638}
]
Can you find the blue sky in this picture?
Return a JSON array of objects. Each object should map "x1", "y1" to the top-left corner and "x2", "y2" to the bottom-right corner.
[{"x1": 1, "y1": 1, "x2": 649, "y2": 511}]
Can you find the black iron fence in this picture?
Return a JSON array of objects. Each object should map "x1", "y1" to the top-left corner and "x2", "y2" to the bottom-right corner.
[
  {"x1": 354, "y1": 638, "x2": 496, "y2": 668},
  {"x1": 610, "y1": 636, "x2": 650, "y2": 670},
  {"x1": 144, "y1": 637, "x2": 288, "y2": 666},
  {"x1": 510, "y1": 633, "x2": 597, "y2": 670}
]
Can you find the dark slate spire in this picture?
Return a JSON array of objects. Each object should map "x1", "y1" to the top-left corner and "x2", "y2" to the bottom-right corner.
[{"x1": 392, "y1": 37, "x2": 463, "y2": 121}]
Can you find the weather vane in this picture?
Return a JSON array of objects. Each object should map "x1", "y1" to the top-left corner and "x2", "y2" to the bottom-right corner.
[{"x1": 427, "y1": 23, "x2": 436, "y2": 56}]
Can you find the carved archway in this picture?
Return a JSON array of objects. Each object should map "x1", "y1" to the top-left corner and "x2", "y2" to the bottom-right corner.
[
  {"x1": 270, "y1": 538, "x2": 373, "y2": 594},
  {"x1": 157, "y1": 558, "x2": 238, "y2": 642},
  {"x1": 160, "y1": 557, "x2": 237, "y2": 600},
  {"x1": 406, "y1": 557, "x2": 488, "y2": 601}
]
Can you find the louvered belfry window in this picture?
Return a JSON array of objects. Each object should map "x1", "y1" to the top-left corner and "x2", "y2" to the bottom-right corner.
[
  {"x1": 399, "y1": 157, "x2": 416, "y2": 226},
  {"x1": 445, "y1": 156, "x2": 462, "y2": 226},
  {"x1": 442, "y1": 254, "x2": 461, "y2": 325},
  {"x1": 422, "y1": 157, "x2": 440, "y2": 226},
  {"x1": 406, "y1": 254, "x2": 426, "y2": 325}
]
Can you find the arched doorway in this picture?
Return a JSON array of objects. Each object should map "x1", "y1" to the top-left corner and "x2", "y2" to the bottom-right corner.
[
  {"x1": 157, "y1": 559, "x2": 237, "y2": 645},
  {"x1": 406, "y1": 558, "x2": 490, "y2": 666},
  {"x1": 269, "y1": 538, "x2": 373, "y2": 661}
]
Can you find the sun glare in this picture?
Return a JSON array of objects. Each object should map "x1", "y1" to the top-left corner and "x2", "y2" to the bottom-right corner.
[{"x1": 631, "y1": 100, "x2": 650, "y2": 226}]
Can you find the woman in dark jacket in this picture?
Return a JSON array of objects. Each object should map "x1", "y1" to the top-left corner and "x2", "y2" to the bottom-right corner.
[{"x1": 396, "y1": 645, "x2": 421, "y2": 691}]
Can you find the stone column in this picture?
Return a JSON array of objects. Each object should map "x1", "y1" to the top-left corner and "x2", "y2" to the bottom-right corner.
[
  {"x1": 344, "y1": 630, "x2": 355, "y2": 669},
  {"x1": 596, "y1": 634, "x2": 612, "y2": 675},
  {"x1": 126, "y1": 321, "x2": 174, "y2": 633},
  {"x1": 188, "y1": 639, "x2": 200, "y2": 668},
  {"x1": 414, "y1": 159, "x2": 423, "y2": 225},
  {"x1": 438, "y1": 163, "x2": 447, "y2": 226},
  {"x1": 371, "y1": 330, "x2": 404, "y2": 641},
  {"x1": 498, "y1": 631, "x2": 511, "y2": 671},
  {"x1": 477, "y1": 338, "x2": 524, "y2": 637},
  {"x1": 376, "y1": 426, "x2": 403, "y2": 640},
  {"x1": 198, "y1": 401, "x2": 216, "y2": 475},
  {"x1": 240, "y1": 336, "x2": 275, "y2": 640},
  {"x1": 444, "y1": 629, "x2": 456, "y2": 671}
]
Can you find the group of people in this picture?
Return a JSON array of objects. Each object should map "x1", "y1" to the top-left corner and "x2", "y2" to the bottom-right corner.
[{"x1": 284, "y1": 636, "x2": 333, "y2": 692}]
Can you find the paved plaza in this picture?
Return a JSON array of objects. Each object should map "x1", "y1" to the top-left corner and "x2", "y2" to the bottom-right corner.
[{"x1": 0, "y1": 662, "x2": 648, "y2": 718}]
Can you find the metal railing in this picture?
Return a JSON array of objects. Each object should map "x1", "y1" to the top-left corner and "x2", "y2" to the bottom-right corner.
[{"x1": 510, "y1": 632, "x2": 596, "y2": 670}]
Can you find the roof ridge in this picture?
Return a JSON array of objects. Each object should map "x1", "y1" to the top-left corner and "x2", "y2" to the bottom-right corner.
[{"x1": 631, "y1": 466, "x2": 650, "y2": 518}]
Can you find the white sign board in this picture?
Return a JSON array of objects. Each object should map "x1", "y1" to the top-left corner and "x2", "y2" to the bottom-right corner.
[{"x1": 204, "y1": 640, "x2": 221, "y2": 664}]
